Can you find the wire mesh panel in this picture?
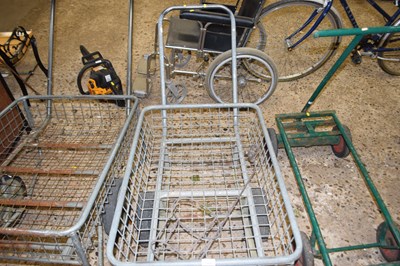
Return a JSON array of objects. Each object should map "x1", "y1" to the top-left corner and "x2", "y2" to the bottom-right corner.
[
  {"x1": 108, "y1": 104, "x2": 301, "y2": 265},
  {"x1": 0, "y1": 95, "x2": 139, "y2": 265}
]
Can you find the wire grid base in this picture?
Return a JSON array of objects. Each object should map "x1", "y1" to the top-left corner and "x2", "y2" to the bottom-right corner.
[
  {"x1": 0, "y1": 95, "x2": 138, "y2": 264},
  {"x1": 109, "y1": 104, "x2": 299, "y2": 265}
]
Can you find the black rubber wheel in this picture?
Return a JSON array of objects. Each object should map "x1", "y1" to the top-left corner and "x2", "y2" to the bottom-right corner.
[
  {"x1": 265, "y1": 128, "x2": 278, "y2": 156},
  {"x1": 295, "y1": 231, "x2": 315, "y2": 266},
  {"x1": 376, "y1": 222, "x2": 400, "y2": 262},
  {"x1": 102, "y1": 178, "x2": 123, "y2": 235},
  {"x1": 331, "y1": 125, "x2": 352, "y2": 158}
]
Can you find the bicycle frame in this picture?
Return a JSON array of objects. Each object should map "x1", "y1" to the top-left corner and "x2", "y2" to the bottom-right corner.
[{"x1": 288, "y1": 0, "x2": 400, "y2": 53}]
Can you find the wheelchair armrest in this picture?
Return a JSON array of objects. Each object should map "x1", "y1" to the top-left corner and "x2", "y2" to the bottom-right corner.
[
  {"x1": 199, "y1": 3, "x2": 237, "y2": 13},
  {"x1": 180, "y1": 10, "x2": 255, "y2": 28}
]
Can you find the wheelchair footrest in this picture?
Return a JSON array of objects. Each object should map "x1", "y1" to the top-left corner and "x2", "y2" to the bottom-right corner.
[
  {"x1": 137, "y1": 55, "x2": 149, "y2": 75},
  {"x1": 133, "y1": 74, "x2": 148, "y2": 98}
]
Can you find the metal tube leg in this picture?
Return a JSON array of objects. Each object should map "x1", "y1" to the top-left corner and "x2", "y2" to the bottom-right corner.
[
  {"x1": 71, "y1": 232, "x2": 90, "y2": 266},
  {"x1": 47, "y1": 0, "x2": 56, "y2": 97},
  {"x1": 126, "y1": 0, "x2": 134, "y2": 114},
  {"x1": 98, "y1": 225, "x2": 104, "y2": 266}
]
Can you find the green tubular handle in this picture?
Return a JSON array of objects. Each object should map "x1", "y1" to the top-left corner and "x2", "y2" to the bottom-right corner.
[
  {"x1": 314, "y1": 25, "x2": 400, "y2": 38},
  {"x1": 302, "y1": 25, "x2": 400, "y2": 113}
]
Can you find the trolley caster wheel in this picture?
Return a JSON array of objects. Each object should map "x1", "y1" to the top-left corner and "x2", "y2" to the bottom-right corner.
[
  {"x1": 0, "y1": 175, "x2": 27, "y2": 228},
  {"x1": 102, "y1": 178, "x2": 123, "y2": 235},
  {"x1": 377, "y1": 222, "x2": 400, "y2": 262},
  {"x1": 295, "y1": 231, "x2": 314, "y2": 266},
  {"x1": 331, "y1": 125, "x2": 352, "y2": 158},
  {"x1": 166, "y1": 83, "x2": 187, "y2": 104},
  {"x1": 264, "y1": 128, "x2": 278, "y2": 156}
]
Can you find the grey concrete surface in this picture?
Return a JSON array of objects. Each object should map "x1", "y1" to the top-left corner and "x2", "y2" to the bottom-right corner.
[{"x1": 0, "y1": 0, "x2": 399, "y2": 265}]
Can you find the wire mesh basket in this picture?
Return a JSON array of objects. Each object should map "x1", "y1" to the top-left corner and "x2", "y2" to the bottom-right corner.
[
  {"x1": 107, "y1": 103, "x2": 301, "y2": 265},
  {"x1": 0, "y1": 95, "x2": 139, "y2": 265}
]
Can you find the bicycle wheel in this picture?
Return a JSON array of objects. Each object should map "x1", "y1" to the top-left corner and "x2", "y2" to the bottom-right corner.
[
  {"x1": 256, "y1": 0, "x2": 342, "y2": 81},
  {"x1": 205, "y1": 47, "x2": 278, "y2": 105},
  {"x1": 378, "y1": 21, "x2": 400, "y2": 76},
  {"x1": 244, "y1": 23, "x2": 267, "y2": 51}
]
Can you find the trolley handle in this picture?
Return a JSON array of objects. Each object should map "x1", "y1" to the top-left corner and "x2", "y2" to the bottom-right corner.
[
  {"x1": 302, "y1": 25, "x2": 400, "y2": 113},
  {"x1": 314, "y1": 25, "x2": 400, "y2": 38}
]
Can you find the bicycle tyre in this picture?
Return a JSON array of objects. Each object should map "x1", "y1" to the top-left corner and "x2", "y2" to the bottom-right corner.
[
  {"x1": 256, "y1": 0, "x2": 342, "y2": 81},
  {"x1": 244, "y1": 21, "x2": 267, "y2": 51},
  {"x1": 377, "y1": 19, "x2": 400, "y2": 76},
  {"x1": 205, "y1": 47, "x2": 278, "y2": 105}
]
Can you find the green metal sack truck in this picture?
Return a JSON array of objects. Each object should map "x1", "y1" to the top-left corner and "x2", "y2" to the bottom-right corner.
[{"x1": 274, "y1": 26, "x2": 400, "y2": 265}]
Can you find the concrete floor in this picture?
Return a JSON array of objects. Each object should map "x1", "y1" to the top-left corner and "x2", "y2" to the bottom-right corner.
[{"x1": 0, "y1": 0, "x2": 399, "y2": 265}]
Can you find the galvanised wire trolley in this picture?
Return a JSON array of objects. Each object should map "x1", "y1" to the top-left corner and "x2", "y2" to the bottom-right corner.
[
  {"x1": 274, "y1": 26, "x2": 400, "y2": 265},
  {"x1": 0, "y1": 0, "x2": 139, "y2": 265},
  {"x1": 107, "y1": 5, "x2": 302, "y2": 266}
]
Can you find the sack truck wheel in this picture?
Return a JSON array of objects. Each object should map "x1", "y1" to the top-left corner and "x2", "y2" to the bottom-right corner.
[
  {"x1": 331, "y1": 125, "x2": 352, "y2": 158},
  {"x1": 376, "y1": 222, "x2": 400, "y2": 262}
]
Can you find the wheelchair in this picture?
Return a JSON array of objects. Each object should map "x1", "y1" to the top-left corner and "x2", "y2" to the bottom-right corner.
[{"x1": 136, "y1": 1, "x2": 278, "y2": 105}]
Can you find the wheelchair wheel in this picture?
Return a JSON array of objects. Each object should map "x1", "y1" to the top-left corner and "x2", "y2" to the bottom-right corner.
[
  {"x1": 256, "y1": 0, "x2": 342, "y2": 81},
  {"x1": 205, "y1": 47, "x2": 277, "y2": 105}
]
